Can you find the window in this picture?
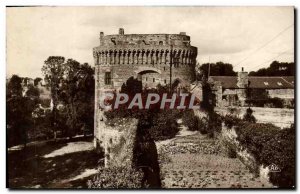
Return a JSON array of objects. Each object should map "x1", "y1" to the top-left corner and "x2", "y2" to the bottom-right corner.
[
  {"x1": 277, "y1": 82, "x2": 283, "y2": 86},
  {"x1": 263, "y1": 82, "x2": 269, "y2": 86},
  {"x1": 164, "y1": 79, "x2": 167, "y2": 84},
  {"x1": 159, "y1": 41, "x2": 163, "y2": 45},
  {"x1": 153, "y1": 78, "x2": 155, "y2": 82},
  {"x1": 146, "y1": 77, "x2": 148, "y2": 81},
  {"x1": 105, "y1": 72, "x2": 112, "y2": 85}
]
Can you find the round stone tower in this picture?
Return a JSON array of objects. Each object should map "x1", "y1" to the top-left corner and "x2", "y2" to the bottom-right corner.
[{"x1": 92, "y1": 29, "x2": 198, "y2": 159}]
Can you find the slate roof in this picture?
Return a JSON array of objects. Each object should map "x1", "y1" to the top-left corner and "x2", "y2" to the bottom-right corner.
[{"x1": 209, "y1": 76, "x2": 294, "y2": 89}]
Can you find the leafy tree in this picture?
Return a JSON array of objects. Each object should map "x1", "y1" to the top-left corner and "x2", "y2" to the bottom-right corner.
[
  {"x1": 26, "y1": 84, "x2": 40, "y2": 99},
  {"x1": 249, "y1": 61, "x2": 295, "y2": 76},
  {"x1": 7, "y1": 75, "x2": 22, "y2": 97},
  {"x1": 7, "y1": 75, "x2": 37, "y2": 147},
  {"x1": 59, "y1": 60, "x2": 95, "y2": 137},
  {"x1": 42, "y1": 56, "x2": 65, "y2": 138},
  {"x1": 198, "y1": 62, "x2": 237, "y2": 77},
  {"x1": 34, "y1": 77, "x2": 42, "y2": 86}
]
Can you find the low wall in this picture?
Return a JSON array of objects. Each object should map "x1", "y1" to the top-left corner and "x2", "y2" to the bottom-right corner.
[
  {"x1": 96, "y1": 118, "x2": 139, "y2": 167},
  {"x1": 216, "y1": 107, "x2": 294, "y2": 128},
  {"x1": 221, "y1": 123, "x2": 271, "y2": 186}
]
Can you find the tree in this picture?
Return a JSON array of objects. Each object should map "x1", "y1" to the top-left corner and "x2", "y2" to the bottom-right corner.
[
  {"x1": 249, "y1": 61, "x2": 295, "y2": 76},
  {"x1": 7, "y1": 75, "x2": 22, "y2": 98},
  {"x1": 198, "y1": 62, "x2": 237, "y2": 78},
  {"x1": 59, "y1": 60, "x2": 95, "y2": 137},
  {"x1": 34, "y1": 77, "x2": 42, "y2": 86},
  {"x1": 7, "y1": 75, "x2": 36, "y2": 147},
  {"x1": 26, "y1": 84, "x2": 40, "y2": 99},
  {"x1": 42, "y1": 56, "x2": 65, "y2": 138}
]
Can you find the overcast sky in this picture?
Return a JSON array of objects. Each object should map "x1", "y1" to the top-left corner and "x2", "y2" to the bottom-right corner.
[{"x1": 7, "y1": 6, "x2": 294, "y2": 78}]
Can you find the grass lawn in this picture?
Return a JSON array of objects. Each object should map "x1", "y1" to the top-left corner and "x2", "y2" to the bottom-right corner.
[{"x1": 7, "y1": 137, "x2": 103, "y2": 189}]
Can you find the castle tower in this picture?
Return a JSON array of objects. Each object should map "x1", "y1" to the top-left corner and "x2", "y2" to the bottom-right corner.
[{"x1": 92, "y1": 29, "x2": 198, "y2": 166}]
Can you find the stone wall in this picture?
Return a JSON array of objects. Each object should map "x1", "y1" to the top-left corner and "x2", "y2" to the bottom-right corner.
[
  {"x1": 221, "y1": 123, "x2": 271, "y2": 185},
  {"x1": 94, "y1": 117, "x2": 139, "y2": 167}
]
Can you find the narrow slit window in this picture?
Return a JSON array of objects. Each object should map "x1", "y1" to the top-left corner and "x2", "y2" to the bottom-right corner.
[{"x1": 105, "y1": 72, "x2": 112, "y2": 85}]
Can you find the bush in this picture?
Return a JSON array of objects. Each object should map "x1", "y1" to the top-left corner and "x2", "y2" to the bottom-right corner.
[
  {"x1": 197, "y1": 117, "x2": 209, "y2": 134},
  {"x1": 243, "y1": 107, "x2": 256, "y2": 123},
  {"x1": 87, "y1": 166, "x2": 145, "y2": 189},
  {"x1": 148, "y1": 110, "x2": 180, "y2": 141},
  {"x1": 234, "y1": 122, "x2": 295, "y2": 188},
  {"x1": 182, "y1": 110, "x2": 198, "y2": 131},
  {"x1": 207, "y1": 112, "x2": 222, "y2": 138}
]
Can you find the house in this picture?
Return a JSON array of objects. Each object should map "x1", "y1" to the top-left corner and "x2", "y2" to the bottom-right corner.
[{"x1": 208, "y1": 69, "x2": 294, "y2": 108}]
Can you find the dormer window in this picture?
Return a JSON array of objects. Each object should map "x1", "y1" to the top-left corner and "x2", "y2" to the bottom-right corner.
[
  {"x1": 277, "y1": 82, "x2": 283, "y2": 86},
  {"x1": 264, "y1": 82, "x2": 269, "y2": 86}
]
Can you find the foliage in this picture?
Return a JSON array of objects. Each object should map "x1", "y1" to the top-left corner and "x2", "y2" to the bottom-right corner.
[
  {"x1": 246, "y1": 88, "x2": 285, "y2": 108},
  {"x1": 197, "y1": 116, "x2": 209, "y2": 135},
  {"x1": 263, "y1": 125, "x2": 295, "y2": 188},
  {"x1": 6, "y1": 75, "x2": 41, "y2": 146},
  {"x1": 181, "y1": 110, "x2": 198, "y2": 131},
  {"x1": 233, "y1": 121, "x2": 295, "y2": 188},
  {"x1": 25, "y1": 84, "x2": 40, "y2": 99},
  {"x1": 34, "y1": 77, "x2": 42, "y2": 86},
  {"x1": 42, "y1": 57, "x2": 94, "y2": 138},
  {"x1": 243, "y1": 108, "x2": 256, "y2": 123},
  {"x1": 198, "y1": 62, "x2": 237, "y2": 78},
  {"x1": 249, "y1": 61, "x2": 295, "y2": 76},
  {"x1": 59, "y1": 60, "x2": 95, "y2": 137},
  {"x1": 87, "y1": 166, "x2": 145, "y2": 189},
  {"x1": 148, "y1": 110, "x2": 181, "y2": 141},
  {"x1": 207, "y1": 111, "x2": 222, "y2": 138},
  {"x1": 7, "y1": 75, "x2": 22, "y2": 97}
]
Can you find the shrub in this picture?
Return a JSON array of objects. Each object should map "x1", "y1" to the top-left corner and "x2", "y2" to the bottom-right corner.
[
  {"x1": 235, "y1": 122, "x2": 295, "y2": 188},
  {"x1": 87, "y1": 166, "x2": 145, "y2": 189},
  {"x1": 182, "y1": 110, "x2": 198, "y2": 131},
  {"x1": 243, "y1": 107, "x2": 256, "y2": 123},
  {"x1": 148, "y1": 110, "x2": 180, "y2": 141},
  {"x1": 261, "y1": 125, "x2": 295, "y2": 188},
  {"x1": 207, "y1": 111, "x2": 222, "y2": 137},
  {"x1": 197, "y1": 117, "x2": 209, "y2": 134}
]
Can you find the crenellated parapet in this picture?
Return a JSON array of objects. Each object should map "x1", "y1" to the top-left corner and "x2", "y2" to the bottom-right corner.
[{"x1": 93, "y1": 47, "x2": 197, "y2": 66}]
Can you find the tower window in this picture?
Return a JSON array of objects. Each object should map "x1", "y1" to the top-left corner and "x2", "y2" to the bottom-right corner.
[
  {"x1": 164, "y1": 79, "x2": 167, "y2": 84},
  {"x1": 105, "y1": 72, "x2": 112, "y2": 85},
  {"x1": 153, "y1": 78, "x2": 155, "y2": 82},
  {"x1": 146, "y1": 77, "x2": 148, "y2": 81}
]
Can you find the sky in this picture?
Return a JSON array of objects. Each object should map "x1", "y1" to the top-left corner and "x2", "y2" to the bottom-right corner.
[{"x1": 6, "y1": 6, "x2": 294, "y2": 78}]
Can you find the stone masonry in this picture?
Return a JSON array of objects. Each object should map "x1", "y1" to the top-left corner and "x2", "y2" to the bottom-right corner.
[{"x1": 93, "y1": 28, "x2": 198, "y2": 166}]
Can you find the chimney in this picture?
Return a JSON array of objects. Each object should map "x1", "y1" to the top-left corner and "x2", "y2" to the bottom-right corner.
[
  {"x1": 100, "y1": 32, "x2": 104, "y2": 45},
  {"x1": 119, "y1": 28, "x2": 124, "y2": 35},
  {"x1": 179, "y1": 32, "x2": 186, "y2": 35},
  {"x1": 237, "y1": 67, "x2": 248, "y2": 88}
]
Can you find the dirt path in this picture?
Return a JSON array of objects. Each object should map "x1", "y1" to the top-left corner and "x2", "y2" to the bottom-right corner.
[
  {"x1": 8, "y1": 139, "x2": 102, "y2": 189},
  {"x1": 156, "y1": 124, "x2": 273, "y2": 188}
]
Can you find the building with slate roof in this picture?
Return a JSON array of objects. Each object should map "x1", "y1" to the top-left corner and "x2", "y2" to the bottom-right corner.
[{"x1": 208, "y1": 69, "x2": 294, "y2": 107}]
